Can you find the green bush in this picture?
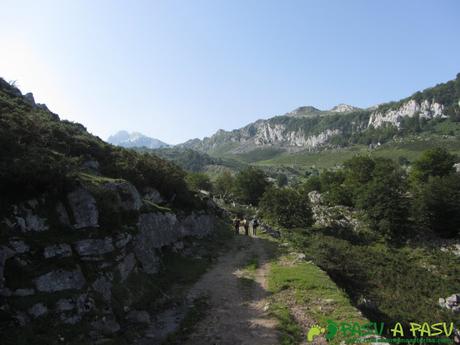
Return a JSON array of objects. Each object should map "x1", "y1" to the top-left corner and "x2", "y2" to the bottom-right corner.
[
  {"x1": 259, "y1": 187, "x2": 313, "y2": 228},
  {"x1": 234, "y1": 167, "x2": 270, "y2": 205}
]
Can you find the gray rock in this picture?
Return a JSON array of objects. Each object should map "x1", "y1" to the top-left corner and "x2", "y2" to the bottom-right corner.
[
  {"x1": 9, "y1": 239, "x2": 30, "y2": 254},
  {"x1": 81, "y1": 160, "x2": 100, "y2": 173},
  {"x1": 35, "y1": 269, "x2": 86, "y2": 292},
  {"x1": 172, "y1": 241, "x2": 184, "y2": 252},
  {"x1": 28, "y1": 303, "x2": 48, "y2": 318},
  {"x1": 439, "y1": 297, "x2": 446, "y2": 308},
  {"x1": 103, "y1": 180, "x2": 142, "y2": 211},
  {"x1": 91, "y1": 318, "x2": 121, "y2": 335},
  {"x1": 61, "y1": 314, "x2": 81, "y2": 325},
  {"x1": 16, "y1": 210, "x2": 48, "y2": 232},
  {"x1": 0, "y1": 246, "x2": 15, "y2": 289},
  {"x1": 92, "y1": 275, "x2": 112, "y2": 302},
  {"x1": 67, "y1": 187, "x2": 99, "y2": 229},
  {"x1": 55, "y1": 202, "x2": 71, "y2": 226},
  {"x1": 126, "y1": 310, "x2": 150, "y2": 323},
  {"x1": 13, "y1": 288, "x2": 35, "y2": 296},
  {"x1": 118, "y1": 253, "x2": 136, "y2": 281},
  {"x1": 14, "y1": 311, "x2": 30, "y2": 326},
  {"x1": 134, "y1": 212, "x2": 214, "y2": 273},
  {"x1": 76, "y1": 293, "x2": 94, "y2": 314},
  {"x1": 23, "y1": 92, "x2": 36, "y2": 106},
  {"x1": 115, "y1": 233, "x2": 132, "y2": 249},
  {"x1": 143, "y1": 187, "x2": 164, "y2": 204},
  {"x1": 56, "y1": 298, "x2": 75, "y2": 312},
  {"x1": 446, "y1": 294, "x2": 460, "y2": 307},
  {"x1": 44, "y1": 244, "x2": 72, "y2": 259},
  {"x1": 74, "y1": 238, "x2": 114, "y2": 256}
]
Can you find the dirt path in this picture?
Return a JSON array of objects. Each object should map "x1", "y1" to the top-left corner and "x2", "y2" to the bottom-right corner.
[{"x1": 182, "y1": 235, "x2": 280, "y2": 345}]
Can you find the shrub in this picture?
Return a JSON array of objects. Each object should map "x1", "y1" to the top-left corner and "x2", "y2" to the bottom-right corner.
[{"x1": 259, "y1": 187, "x2": 313, "y2": 228}]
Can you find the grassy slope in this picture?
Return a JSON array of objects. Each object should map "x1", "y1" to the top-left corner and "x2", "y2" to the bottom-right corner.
[
  {"x1": 282, "y1": 229, "x2": 460, "y2": 339},
  {"x1": 253, "y1": 134, "x2": 460, "y2": 170}
]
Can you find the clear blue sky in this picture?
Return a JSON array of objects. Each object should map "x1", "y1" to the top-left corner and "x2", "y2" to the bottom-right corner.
[{"x1": 1, "y1": 0, "x2": 459, "y2": 144}]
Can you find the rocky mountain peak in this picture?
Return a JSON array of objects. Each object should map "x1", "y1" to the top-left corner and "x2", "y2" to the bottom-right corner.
[
  {"x1": 285, "y1": 106, "x2": 321, "y2": 117},
  {"x1": 107, "y1": 131, "x2": 170, "y2": 149},
  {"x1": 330, "y1": 104, "x2": 361, "y2": 113}
]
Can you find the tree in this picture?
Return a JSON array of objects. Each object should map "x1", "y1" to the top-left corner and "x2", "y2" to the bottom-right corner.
[
  {"x1": 302, "y1": 176, "x2": 321, "y2": 193},
  {"x1": 410, "y1": 147, "x2": 456, "y2": 183},
  {"x1": 354, "y1": 158, "x2": 410, "y2": 238},
  {"x1": 185, "y1": 172, "x2": 212, "y2": 191},
  {"x1": 213, "y1": 171, "x2": 235, "y2": 199},
  {"x1": 414, "y1": 174, "x2": 460, "y2": 238},
  {"x1": 276, "y1": 173, "x2": 288, "y2": 187},
  {"x1": 234, "y1": 167, "x2": 270, "y2": 205},
  {"x1": 259, "y1": 187, "x2": 313, "y2": 228}
]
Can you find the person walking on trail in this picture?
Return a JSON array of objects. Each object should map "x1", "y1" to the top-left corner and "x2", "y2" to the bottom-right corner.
[
  {"x1": 242, "y1": 218, "x2": 249, "y2": 236},
  {"x1": 233, "y1": 217, "x2": 240, "y2": 235},
  {"x1": 252, "y1": 218, "x2": 259, "y2": 236}
]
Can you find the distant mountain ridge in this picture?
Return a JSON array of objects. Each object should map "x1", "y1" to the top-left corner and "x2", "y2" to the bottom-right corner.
[
  {"x1": 180, "y1": 74, "x2": 460, "y2": 156},
  {"x1": 108, "y1": 130, "x2": 170, "y2": 149}
]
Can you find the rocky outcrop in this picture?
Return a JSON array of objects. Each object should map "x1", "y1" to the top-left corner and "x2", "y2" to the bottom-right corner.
[
  {"x1": 74, "y1": 238, "x2": 114, "y2": 256},
  {"x1": 44, "y1": 244, "x2": 72, "y2": 259},
  {"x1": 67, "y1": 187, "x2": 99, "y2": 229},
  {"x1": 308, "y1": 191, "x2": 360, "y2": 230},
  {"x1": 35, "y1": 269, "x2": 86, "y2": 292},
  {"x1": 0, "y1": 178, "x2": 218, "y2": 341},
  {"x1": 439, "y1": 294, "x2": 460, "y2": 313},
  {"x1": 11, "y1": 201, "x2": 49, "y2": 232},
  {"x1": 102, "y1": 180, "x2": 142, "y2": 211},
  {"x1": 330, "y1": 104, "x2": 362, "y2": 113},
  {"x1": 134, "y1": 212, "x2": 215, "y2": 273},
  {"x1": 368, "y1": 99, "x2": 446, "y2": 128}
]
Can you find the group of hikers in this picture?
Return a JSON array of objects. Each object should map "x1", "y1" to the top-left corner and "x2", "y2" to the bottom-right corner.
[{"x1": 233, "y1": 216, "x2": 259, "y2": 236}]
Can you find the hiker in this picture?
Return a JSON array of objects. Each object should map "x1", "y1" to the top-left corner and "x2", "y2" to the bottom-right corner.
[
  {"x1": 242, "y1": 218, "x2": 249, "y2": 236},
  {"x1": 233, "y1": 217, "x2": 240, "y2": 235},
  {"x1": 252, "y1": 218, "x2": 259, "y2": 236}
]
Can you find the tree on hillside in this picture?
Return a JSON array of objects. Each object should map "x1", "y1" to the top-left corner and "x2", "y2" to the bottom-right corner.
[
  {"x1": 414, "y1": 174, "x2": 460, "y2": 238},
  {"x1": 410, "y1": 147, "x2": 456, "y2": 183},
  {"x1": 355, "y1": 158, "x2": 410, "y2": 238},
  {"x1": 276, "y1": 173, "x2": 288, "y2": 187},
  {"x1": 213, "y1": 171, "x2": 235, "y2": 199},
  {"x1": 185, "y1": 172, "x2": 212, "y2": 191},
  {"x1": 259, "y1": 187, "x2": 313, "y2": 228},
  {"x1": 234, "y1": 167, "x2": 270, "y2": 205}
]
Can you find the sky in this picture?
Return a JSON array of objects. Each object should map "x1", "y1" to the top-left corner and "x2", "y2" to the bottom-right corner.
[{"x1": 0, "y1": 0, "x2": 459, "y2": 144}]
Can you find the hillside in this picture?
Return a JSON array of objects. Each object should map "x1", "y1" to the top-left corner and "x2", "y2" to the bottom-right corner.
[
  {"x1": 0, "y1": 79, "x2": 226, "y2": 344},
  {"x1": 181, "y1": 73, "x2": 460, "y2": 164}
]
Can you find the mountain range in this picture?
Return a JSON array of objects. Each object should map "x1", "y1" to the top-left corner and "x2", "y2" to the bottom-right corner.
[
  {"x1": 180, "y1": 74, "x2": 459, "y2": 157},
  {"x1": 107, "y1": 130, "x2": 170, "y2": 149}
]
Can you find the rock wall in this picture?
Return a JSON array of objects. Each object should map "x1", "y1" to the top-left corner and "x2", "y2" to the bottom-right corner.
[
  {"x1": 0, "y1": 176, "x2": 217, "y2": 340},
  {"x1": 368, "y1": 99, "x2": 446, "y2": 128}
]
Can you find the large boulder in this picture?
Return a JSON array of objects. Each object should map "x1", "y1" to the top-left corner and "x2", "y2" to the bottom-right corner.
[
  {"x1": 44, "y1": 244, "x2": 72, "y2": 259},
  {"x1": 134, "y1": 212, "x2": 214, "y2": 274},
  {"x1": 13, "y1": 202, "x2": 48, "y2": 232},
  {"x1": 92, "y1": 274, "x2": 113, "y2": 302},
  {"x1": 118, "y1": 253, "x2": 136, "y2": 281},
  {"x1": 74, "y1": 238, "x2": 114, "y2": 256},
  {"x1": 103, "y1": 180, "x2": 142, "y2": 211},
  {"x1": 34, "y1": 269, "x2": 86, "y2": 292},
  {"x1": 67, "y1": 187, "x2": 99, "y2": 229},
  {"x1": 28, "y1": 303, "x2": 48, "y2": 318},
  {"x1": 143, "y1": 187, "x2": 165, "y2": 204}
]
